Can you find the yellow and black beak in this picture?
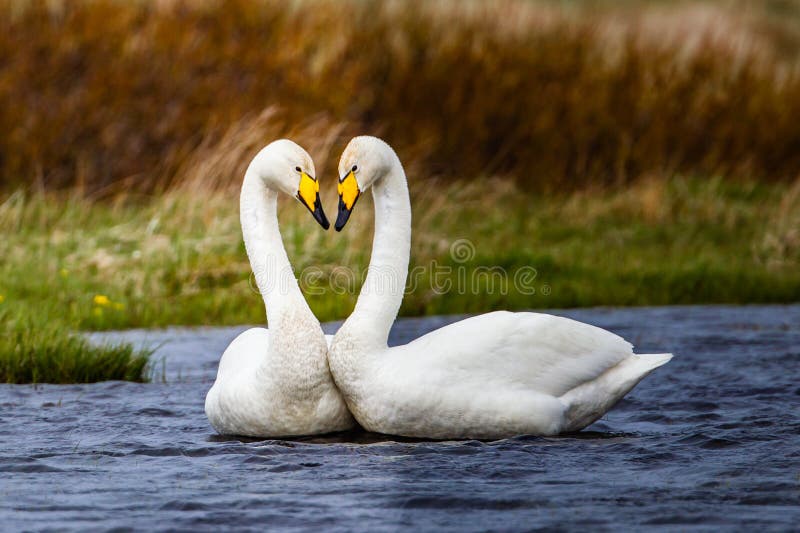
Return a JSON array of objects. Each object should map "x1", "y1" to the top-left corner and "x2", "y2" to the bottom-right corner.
[
  {"x1": 297, "y1": 172, "x2": 329, "y2": 230},
  {"x1": 335, "y1": 170, "x2": 361, "y2": 232}
]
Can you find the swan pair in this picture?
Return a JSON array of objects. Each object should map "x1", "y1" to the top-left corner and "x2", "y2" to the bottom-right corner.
[{"x1": 205, "y1": 137, "x2": 672, "y2": 440}]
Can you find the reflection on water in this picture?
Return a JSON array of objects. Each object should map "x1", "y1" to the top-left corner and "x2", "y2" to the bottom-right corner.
[{"x1": 1, "y1": 305, "x2": 798, "y2": 530}]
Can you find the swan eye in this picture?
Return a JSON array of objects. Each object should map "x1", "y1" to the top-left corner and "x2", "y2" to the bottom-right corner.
[
  {"x1": 295, "y1": 166, "x2": 302, "y2": 173},
  {"x1": 351, "y1": 165, "x2": 358, "y2": 173}
]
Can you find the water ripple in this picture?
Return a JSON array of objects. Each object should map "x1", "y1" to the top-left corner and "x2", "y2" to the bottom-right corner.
[{"x1": 1, "y1": 305, "x2": 799, "y2": 530}]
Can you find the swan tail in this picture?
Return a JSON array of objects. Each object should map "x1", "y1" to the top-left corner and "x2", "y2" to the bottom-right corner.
[
  {"x1": 635, "y1": 352, "x2": 674, "y2": 371},
  {"x1": 559, "y1": 353, "x2": 673, "y2": 433}
]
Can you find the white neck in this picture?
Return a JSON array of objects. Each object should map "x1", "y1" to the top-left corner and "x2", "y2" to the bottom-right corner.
[
  {"x1": 341, "y1": 157, "x2": 411, "y2": 349},
  {"x1": 240, "y1": 168, "x2": 313, "y2": 329}
]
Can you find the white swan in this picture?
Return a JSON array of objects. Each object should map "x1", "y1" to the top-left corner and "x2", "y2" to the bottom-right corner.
[
  {"x1": 205, "y1": 140, "x2": 354, "y2": 437},
  {"x1": 328, "y1": 136, "x2": 672, "y2": 439}
]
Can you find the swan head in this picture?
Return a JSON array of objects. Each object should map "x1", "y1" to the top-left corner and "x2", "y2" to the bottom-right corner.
[
  {"x1": 334, "y1": 136, "x2": 396, "y2": 231},
  {"x1": 250, "y1": 139, "x2": 329, "y2": 230}
]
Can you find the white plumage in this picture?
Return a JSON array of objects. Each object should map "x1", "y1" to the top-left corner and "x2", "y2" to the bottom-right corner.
[
  {"x1": 328, "y1": 136, "x2": 672, "y2": 439},
  {"x1": 205, "y1": 140, "x2": 354, "y2": 438}
]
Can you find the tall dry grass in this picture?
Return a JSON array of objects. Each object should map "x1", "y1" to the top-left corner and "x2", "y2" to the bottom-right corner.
[{"x1": 2, "y1": 0, "x2": 800, "y2": 195}]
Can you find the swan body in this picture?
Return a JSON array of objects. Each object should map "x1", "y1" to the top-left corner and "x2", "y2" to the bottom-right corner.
[
  {"x1": 205, "y1": 140, "x2": 354, "y2": 437},
  {"x1": 328, "y1": 136, "x2": 672, "y2": 439},
  {"x1": 333, "y1": 311, "x2": 671, "y2": 438}
]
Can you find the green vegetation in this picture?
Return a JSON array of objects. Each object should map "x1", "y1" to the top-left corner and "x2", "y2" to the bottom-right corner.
[
  {"x1": 1, "y1": 177, "x2": 797, "y2": 346},
  {"x1": 2, "y1": 175, "x2": 798, "y2": 382},
  {"x1": 1, "y1": 0, "x2": 800, "y2": 382},
  {"x1": 0, "y1": 314, "x2": 150, "y2": 384}
]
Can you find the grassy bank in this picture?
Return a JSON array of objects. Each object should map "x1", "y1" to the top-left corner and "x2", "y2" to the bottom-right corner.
[
  {"x1": 2, "y1": 177, "x2": 797, "y2": 338},
  {"x1": 0, "y1": 314, "x2": 149, "y2": 384}
]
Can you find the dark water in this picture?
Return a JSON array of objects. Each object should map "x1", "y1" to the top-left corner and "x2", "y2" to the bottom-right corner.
[{"x1": 2, "y1": 305, "x2": 799, "y2": 531}]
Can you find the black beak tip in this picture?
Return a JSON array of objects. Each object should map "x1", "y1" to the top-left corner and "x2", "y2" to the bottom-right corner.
[
  {"x1": 313, "y1": 204, "x2": 330, "y2": 230},
  {"x1": 304, "y1": 192, "x2": 329, "y2": 230},
  {"x1": 335, "y1": 200, "x2": 352, "y2": 231}
]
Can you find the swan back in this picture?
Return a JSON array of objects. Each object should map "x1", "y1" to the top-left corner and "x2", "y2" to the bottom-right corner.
[{"x1": 392, "y1": 311, "x2": 633, "y2": 397}]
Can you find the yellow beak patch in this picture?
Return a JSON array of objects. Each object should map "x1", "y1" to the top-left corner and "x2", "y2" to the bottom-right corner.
[
  {"x1": 338, "y1": 171, "x2": 360, "y2": 210},
  {"x1": 298, "y1": 172, "x2": 319, "y2": 210}
]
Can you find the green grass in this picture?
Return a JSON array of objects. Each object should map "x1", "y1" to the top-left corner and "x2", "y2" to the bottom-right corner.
[
  {"x1": 0, "y1": 312, "x2": 150, "y2": 384},
  {"x1": 2, "y1": 176, "x2": 798, "y2": 382},
  {"x1": 2, "y1": 176, "x2": 798, "y2": 327},
  {"x1": 393, "y1": 177, "x2": 800, "y2": 315}
]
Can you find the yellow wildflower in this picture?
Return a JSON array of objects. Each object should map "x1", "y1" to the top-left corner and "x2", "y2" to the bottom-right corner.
[
  {"x1": 0, "y1": 295, "x2": 5, "y2": 304},
  {"x1": 60, "y1": 268, "x2": 69, "y2": 278},
  {"x1": 93, "y1": 295, "x2": 111, "y2": 306}
]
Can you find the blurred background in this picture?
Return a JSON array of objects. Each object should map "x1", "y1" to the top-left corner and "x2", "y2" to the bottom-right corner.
[
  {"x1": 5, "y1": 0, "x2": 800, "y2": 191},
  {"x1": 1, "y1": 0, "x2": 799, "y2": 381}
]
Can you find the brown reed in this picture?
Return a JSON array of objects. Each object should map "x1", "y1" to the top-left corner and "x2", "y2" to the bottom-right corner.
[{"x1": 1, "y1": 0, "x2": 800, "y2": 196}]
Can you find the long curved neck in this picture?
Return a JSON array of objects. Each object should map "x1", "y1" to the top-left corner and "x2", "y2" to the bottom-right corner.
[
  {"x1": 344, "y1": 159, "x2": 411, "y2": 348},
  {"x1": 240, "y1": 169, "x2": 311, "y2": 327}
]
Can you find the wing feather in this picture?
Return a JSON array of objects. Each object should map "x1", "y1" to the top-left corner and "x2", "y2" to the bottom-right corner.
[{"x1": 397, "y1": 311, "x2": 634, "y2": 397}]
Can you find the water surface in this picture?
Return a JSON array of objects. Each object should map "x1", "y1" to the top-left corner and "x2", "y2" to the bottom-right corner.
[{"x1": 2, "y1": 305, "x2": 799, "y2": 530}]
